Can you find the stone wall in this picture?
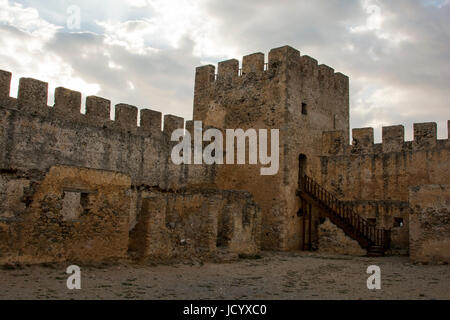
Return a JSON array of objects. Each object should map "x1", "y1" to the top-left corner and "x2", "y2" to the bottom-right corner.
[
  {"x1": 0, "y1": 69, "x2": 262, "y2": 265},
  {"x1": 129, "y1": 189, "x2": 261, "y2": 261},
  {"x1": 0, "y1": 166, "x2": 131, "y2": 264},
  {"x1": 193, "y1": 45, "x2": 350, "y2": 251},
  {"x1": 1, "y1": 44, "x2": 448, "y2": 262},
  {"x1": 0, "y1": 70, "x2": 216, "y2": 191},
  {"x1": 318, "y1": 218, "x2": 366, "y2": 256},
  {"x1": 347, "y1": 200, "x2": 410, "y2": 254},
  {"x1": 409, "y1": 184, "x2": 450, "y2": 264},
  {"x1": 320, "y1": 122, "x2": 450, "y2": 252}
]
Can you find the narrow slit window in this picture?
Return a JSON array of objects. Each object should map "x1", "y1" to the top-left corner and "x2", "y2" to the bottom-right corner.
[{"x1": 301, "y1": 103, "x2": 307, "y2": 115}]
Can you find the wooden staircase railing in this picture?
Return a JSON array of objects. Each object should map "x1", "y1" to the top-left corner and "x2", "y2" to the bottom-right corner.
[{"x1": 297, "y1": 175, "x2": 391, "y2": 255}]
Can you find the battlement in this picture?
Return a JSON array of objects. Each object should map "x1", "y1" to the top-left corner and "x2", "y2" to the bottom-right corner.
[
  {"x1": 85, "y1": 95, "x2": 111, "y2": 125},
  {"x1": 0, "y1": 70, "x2": 179, "y2": 136},
  {"x1": 0, "y1": 70, "x2": 12, "y2": 100},
  {"x1": 164, "y1": 114, "x2": 184, "y2": 135},
  {"x1": 0, "y1": 69, "x2": 225, "y2": 192},
  {"x1": 322, "y1": 122, "x2": 449, "y2": 156},
  {"x1": 194, "y1": 45, "x2": 348, "y2": 93}
]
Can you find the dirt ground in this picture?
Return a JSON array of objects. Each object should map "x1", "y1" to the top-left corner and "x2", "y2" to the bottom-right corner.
[{"x1": 1, "y1": 252, "x2": 449, "y2": 300}]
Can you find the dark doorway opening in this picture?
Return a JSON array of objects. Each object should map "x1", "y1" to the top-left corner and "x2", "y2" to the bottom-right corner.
[
  {"x1": 298, "y1": 154, "x2": 307, "y2": 183},
  {"x1": 301, "y1": 103, "x2": 308, "y2": 115},
  {"x1": 297, "y1": 154, "x2": 311, "y2": 251}
]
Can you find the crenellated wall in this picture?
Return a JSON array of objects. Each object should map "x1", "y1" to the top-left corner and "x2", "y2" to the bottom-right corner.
[
  {"x1": 0, "y1": 69, "x2": 261, "y2": 264},
  {"x1": 321, "y1": 122, "x2": 449, "y2": 201},
  {"x1": 0, "y1": 70, "x2": 220, "y2": 190},
  {"x1": 320, "y1": 122, "x2": 450, "y2": 252},
  {"x1": 1, "y1": 43, "x2": 448, "y2": 262}
]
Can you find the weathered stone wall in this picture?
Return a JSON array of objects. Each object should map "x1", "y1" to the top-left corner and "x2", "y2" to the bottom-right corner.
[
  {"x1": 321, "y1": 123, "x2": 449, "y2": 201},
  {"x1": 193, "y1": 45, "x2": 349, "y2": 250},
  {"x1": 0, "y1": 70, "x2": 216, "y2": 191},
  {"x1": 0, "y1": 166, "x2": 131, "y2": 264},
  {"x1": 320, "y1": 123, "x2": 450, "y2": 252},
  {"x1": 0, "y1": 69, "x2": 261, "y2": 265},
  {"x1": 346, "y1": 200, "x2": 410, "y2": 254},
  {"x1": 1, "y1": 44, "x2": 448, "y2": 262},
  {"x1": 318, "y1": 218, "x2": 366, "y2": 256},
  {"x1": 128, "y1": 189, "x2": 261, "y2": 260},
  {"x1": 409, "y1": 184, "x2": 450, "y2": 264}
]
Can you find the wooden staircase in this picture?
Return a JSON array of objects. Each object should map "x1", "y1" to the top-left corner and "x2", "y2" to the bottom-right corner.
[{"x1": 297, "y1": 175, "x2": 391, "y2": 256}]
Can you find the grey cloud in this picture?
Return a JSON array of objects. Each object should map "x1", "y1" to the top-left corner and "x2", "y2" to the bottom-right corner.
[
  {"x1": 3, "y1": 0, "x2": 450, "y2": 139},
  {"x1": 204, "y1": 0, "x2": 450, "y2": 138},
  {"x1": 46, "y1": 31, "x2": 201, "y2": 120},
  {"x1": 0, "y1": 20, "x2": 200, "y2": 121}
]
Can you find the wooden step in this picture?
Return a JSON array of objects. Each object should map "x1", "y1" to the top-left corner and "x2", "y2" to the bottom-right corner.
[{"x1": 367, "y1": 246, "x2": 385, "y2": 257}]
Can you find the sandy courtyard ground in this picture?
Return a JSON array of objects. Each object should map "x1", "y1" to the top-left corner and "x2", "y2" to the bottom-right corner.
[{"x1": 1, "y1": 252, "x2": 449, "y2": 300}]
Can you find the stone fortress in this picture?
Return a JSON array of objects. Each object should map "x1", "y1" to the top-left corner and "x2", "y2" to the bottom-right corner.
[{"x1": 0, "y1": 45, "x2": 448, "y2": 265}]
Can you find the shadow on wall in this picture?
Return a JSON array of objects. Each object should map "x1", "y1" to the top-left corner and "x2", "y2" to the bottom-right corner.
[{"x1": 128, "y1": 189, "x2": 261, "y2": 261}]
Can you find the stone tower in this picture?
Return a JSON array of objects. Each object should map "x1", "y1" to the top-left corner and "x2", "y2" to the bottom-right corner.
[{"x1": 193, "y1": 45, "x2": 350, "y2": 250}]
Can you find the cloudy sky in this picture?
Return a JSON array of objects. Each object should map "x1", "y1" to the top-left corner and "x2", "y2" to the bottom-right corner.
[{"x1": 0, "y1": 0, "x2": 449, "y2": 141}]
